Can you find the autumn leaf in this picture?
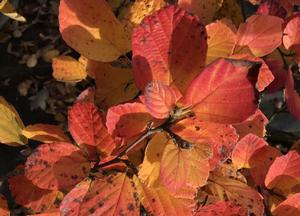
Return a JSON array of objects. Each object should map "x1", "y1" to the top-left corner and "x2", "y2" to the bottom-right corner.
[
  {"x1": 106, "y1": 102, "x2": 153, "y2": 138},
  {"x1": 134, "y1": 176, "x2": 194, "y2": 216},
  {"x1": 87, "y1": 60, "x2": 138, "y2": 110},
  {"x1": 120, "y1": 0, "x2": 166, "y2": 34},
  {"x1": 265, "y1": 150, "x2": 300, "y2": 194},
  {"x1": 230, "y1": 54, "x2": 275, "y2": 92},
  {"x1": 257, "y1": 0, "x2": 287, "y2": 18},
  {"x1": 236, "y1": 14, "x2": 283, "y2": 57},
  {"x1": 9, "y1": 166, "x2": 63, "y2": 213},
  {"x1": 60, "y1": 179, "x2": 92, "y2": 216},
  {"x1": 285, "y1": 69, "x2": 300, "y2": 120},
  {"x1": 194, "y1": 201, "x2": 248, "y2": 216},
  {"x1": 232, "y1": 134, "x2": 268, "y2": 169},
  {"x1": 159, "y1": 136, "x2": 210, "y2": 195},
  {"x1": 144, "y1": 81, "x2": 182, "y2": 119},
  {"x1": 132, "y1": 5, "x2": 207, "y2": 93},
  {"x1": 68, "y1": 102, "x2": 117, "y2": 157},
  {"x1": 0, "y1": 96, "x2": 27, "y2": 146},
  {"x1": 171, "y1": 117, "x2": 238, "y2": 169},
  {"x1": 69, "y1": 173, "x2": 140, "y2": 216},
  {"x1": 184, "y1": 58, "x2": 259, "y2": 124},
  {"x1": 25, "y1": 142, "x2": 91, "y2": 191},
  {"x1": 52, "y1": 56, "x2": 87, "y2": 82},
  {"x1": 233, "y1": 109, "x2": 267, "y2": 138},
  {"x1": 206, "y1": 19, "x2": 236, "y2": 64},
  {"x1": 283, "y1": 16, "x2": 300, "y2": 50},
  {"x1": 138, "y1": 132, "x2": 169, "y2": 187},
  {"x1": 0, "y1": 194, "x2": 9, "y2": 216},
  {"x1": 0, "y1": 0, "x2": 26, "y2": 22},
  {"x1": 22, "y1": 124, "x2": 70, "y2": 143},
  {"x1": 59, "y1": 0, "x2": 130, "y2": 62},
  {"x1": 208, "y1": 172, "x2": 264, "y2": 216},
  {"x1": 178, "y1": 0, "x2": 223, "y2": 24},
  {"x1": 272, "y1": 193, "x2": 300, "y2": 216}
]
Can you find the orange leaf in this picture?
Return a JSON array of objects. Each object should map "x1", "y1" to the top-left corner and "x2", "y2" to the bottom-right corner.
[
  {"x1": 59, "y1": 0, "x2": 130, "y2": 62},
  {"x1": 9, "y1": 166, "x2": 62, "y2": 213},
  {"x1": 285, "y1": 69, "x2": 300, "y2": 120},
  {"x1": 78, "y1": 173, "x2": 140, "y2": 215},
  {"x1": 272, "y1": 193, "x2": 300, "y2": 216},
  {"x1": 249, "y1": 145, "x2": 282, "y2": 186},
  {"x1": 0, "y1": 194, "x2": 9, "y2": 216},
  {"x1": 206, "y1": 20, "x2": 236, "y2": 64},
  {"x1": 171, "y1": 117, "x2": 238, "y2": 169},
  {"x1": 208, "y1": 173, "x2": 264, "y2": 216},
  {"x1": 132, "y1": 5, "x2": 207, "y2": 92},
  {"x1": 265, "y1": 150, "x2": 300, "y2": 193},
  {"x1": 52, "y1": 56, "x2": 87, "y2": 82},
  {"x1": 233, "y1": 109, "x2": 268, "y2": 138},
  {"x1": 25, "y1": 142, "x2": 90, "y2": 191},
  {"x1": 159, "y1": 136, "x2": 210, "y2": 195},
  {"x1": 134, "y1": 176, "x2": 194, "y2": 216},
  {"x1": 178, "y1": 0, "x2": 223, "y2": 24},
  {"x1": 184, "y1": 58, "x2": 259, "y2": 124},
  {"x1": 144, "y1": 81, "x2": 182, "y2": 119},
  {"x1": 232, "y1": 134, "x2": 268, "y2": 169},
  {"x1": 236, "y1": 14, "x2": 283, "y2": 57},
  {"x1": 91, "y1": 60, "x2": 138, "y2": 110},
  {"x1": 68, "y1": 102, "x2": 116, "y2": 157},
  {"x1": 22, "y1": 124, "x2": 70, "y2": 143},
  {"x1": 106, "y1": 102, "x2": 152, "y2": 138},
  {"x1": 195, "y1": 201, "x2": 248, "y2": 216}
]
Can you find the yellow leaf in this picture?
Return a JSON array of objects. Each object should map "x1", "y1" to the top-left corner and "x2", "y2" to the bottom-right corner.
[
  {"x1": 0, "y1": 0, "x2": 26, "y2": 22},
  {"x1": 52, "y1": 56, "x2": 87, "y2": 82},
  {"x1": 178, "y1": 0, "x2": 223, "y2": 24},
  {"x1": 22, "y1": 124, "x2": 70, "y2": 143},
  {"x1": 138, "y1": 132, "x2": 169, "y2": 187},
  {"x1": 206, "y1": 19, "x2": 236, "y2": 64},
  {"x1": 120, "y1": 0, "x2": 166, "y2": 34},
  {"x1": 59, "y1": 0, "x2": 131, "y2": 62},
  {"x1": 90, "y1": 60, "x2": 138, "y2": 109},
  {"x1": 0, "y1": 97, "x2": 27, "y2": 146}
]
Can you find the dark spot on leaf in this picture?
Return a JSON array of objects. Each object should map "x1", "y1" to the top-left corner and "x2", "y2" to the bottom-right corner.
[
  {"x1": 89, "y1": 207, "x2": 95, "y2": 214},
  {"x1": 127, "y1": 203, "x2": 134, "y2": 211}
]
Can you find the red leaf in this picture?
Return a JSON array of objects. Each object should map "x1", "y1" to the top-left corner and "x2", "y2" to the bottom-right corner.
[
  {"x1": 184, "y1": 58, "x2": 259, "y2": 124},
  {"x1": 132, "y1": 5, "x2": 207, "y2": 92},
  {"x1": 265, "y1": 150, "x2": 300, "y2": 192},
  {"x1": 283, "y1": 16, "x2": 300, "y2": 50},
  {"x1": 68, "y1": 102, "x2": 116, "y2": 157},
  {"x1": 285, "y1": 70, "x2": 300, "y2": 120},
  {"x1": 273, "y1": 193, "x2": 300, "y2": 215},
  {"x1": 236, "y1": 14, "x2": 283, "y2": 57},
  {"x1": 144, "y1": 81, "x2": 182, "y2": 119},
  {"x1": 9, "y1": 166, "x2": 62, "y2": 213},
  {"x1": 25, "y1": 142, "x2": 90, "y2": 191},
  {"x1": 60, "y1": 179, "x2": 91, "y2": 216},
  {"x1": 106, "y1": 102, "x2": 153, "y2": 138},
  {"x1": 257, "y1": 0, "x2": 287, "y2": 18},
  {"x1": 265, "y1": 59, "x2": 287, "y2": 93},
  {"x1": 195, "y1": 201, "x2": 248, "y2": 216}
]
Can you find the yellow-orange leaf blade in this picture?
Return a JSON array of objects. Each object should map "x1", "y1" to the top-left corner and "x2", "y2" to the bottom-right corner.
[
  {"x1": 0, "y1": 96, "x2": 27, "y2": 146},
  {"x1": 59, "y1": 0, "x2": 130, "y2": 62},
  {"x1": 52, "y1": 56, "x2": 87, "y2": 82},
  {"x1": 22, "y1": 124, "x2": 70, "y2": 143}
]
